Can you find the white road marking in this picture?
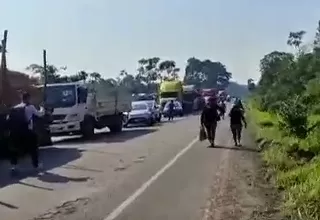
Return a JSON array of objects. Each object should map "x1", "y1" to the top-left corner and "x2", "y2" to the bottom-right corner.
[{"x1": 103, "y1": 136, "x2": 199, "y2": 220}]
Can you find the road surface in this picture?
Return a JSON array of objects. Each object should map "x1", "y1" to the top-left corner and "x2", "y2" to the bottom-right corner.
[{"x1": 0, "y1": 113, "x2": 261, "y2": 220}]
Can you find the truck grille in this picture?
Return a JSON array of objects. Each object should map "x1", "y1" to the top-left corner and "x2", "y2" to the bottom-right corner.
[{"x1": 52, "y1": 114, "x2": 66, "y2": 121}]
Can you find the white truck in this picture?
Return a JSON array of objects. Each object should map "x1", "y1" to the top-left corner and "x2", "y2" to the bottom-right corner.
[{"x1": 44, "y1": 81, "x2": 132, "y2": 138}]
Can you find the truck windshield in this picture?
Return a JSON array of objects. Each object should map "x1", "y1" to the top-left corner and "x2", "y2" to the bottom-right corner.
[
  {"x1": 45, "y1": 85, "x2": 76, "y2": 108},
  {"x1": 160, "y1": 92, "x2": 178, "y2": 98}
]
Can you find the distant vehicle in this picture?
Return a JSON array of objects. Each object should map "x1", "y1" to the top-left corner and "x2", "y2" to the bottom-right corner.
[
  {"x1": 159, "y1": 80, "x2": 183, "y2": 109},
  {"x1": 162, "y1": 101, "x2": 184, "y2": 117},
  {"x1": 125, "y1": 101, "x2": 155, "y2": 127},
  {"x1": 144, "y1": 100, "x2": 162, "y2": 122},
  {"x1": 134, "y1": 93, "x2": 156, "y2": 101},
  {"x1": 182, "y1": 84, "x2": 198, "y2": 114}
]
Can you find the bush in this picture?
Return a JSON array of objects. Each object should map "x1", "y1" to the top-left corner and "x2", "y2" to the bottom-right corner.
[
  {"x1": 248, "y1": 105, "x2": 320, "y2": 220},
  {"x1": 278, "y1": 96, "x2": 309, "y2": 139}
]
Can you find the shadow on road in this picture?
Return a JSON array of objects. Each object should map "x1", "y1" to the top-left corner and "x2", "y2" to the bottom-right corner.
[
  {"x1": 0, "y1": 147, "x2": 82, "y2": 189},
  {"x1": 37, "y1": 171, "x2": 90, "y2": 183},
  {"x1": 0, "y1": 128, "x2": 157, "y2": 192},
  {"x1": 0, "y1": 200, "x2": 19, "y2": 210},
  {"x1": 53, "y1": 128, "x2": 157, "y2": 146},
  {"x1": 207, "y1": 145, "x2": 260, "y2": 153}
]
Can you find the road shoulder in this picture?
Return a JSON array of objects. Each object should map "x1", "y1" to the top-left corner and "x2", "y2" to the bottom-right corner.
[{"x1": 203, "y1": 128, "x2": 282, "y2": 220}]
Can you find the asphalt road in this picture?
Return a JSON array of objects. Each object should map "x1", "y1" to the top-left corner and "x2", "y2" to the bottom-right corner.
[{"x1": 0, "y1": 112, "x2": 243, "y2": 220}]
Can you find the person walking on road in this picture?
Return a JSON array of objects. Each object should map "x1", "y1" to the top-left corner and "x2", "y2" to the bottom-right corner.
[
  {"x1": 200, "y1": 97, "x2": 224, "y2": 147},
  {"x1": 168, "y1": 100, "x2": 175, "y2": 121},
  {"x1": 220, "y1": 101, "x2": 226, "y2": 119},
  {"x1": 229, "y1": 102, "x2": 247, "y2": 146},
  {"x1": 7, "y1": 92, "x2": 44, "y2": 174}
]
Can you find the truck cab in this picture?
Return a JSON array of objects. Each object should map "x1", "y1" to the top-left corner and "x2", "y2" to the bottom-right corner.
[
  {"x1": 43, "y1": 82, "x2": 89, "y2": 136},
  {"x1": 44, "y1": 81, "x2": 132, "y2": 138}
]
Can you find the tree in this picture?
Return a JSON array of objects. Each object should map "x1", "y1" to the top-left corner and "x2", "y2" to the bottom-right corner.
[
  {"x1": 184, "y1": 57, "x2": 205, "y2": 87},
  {"x1": 287, "y1": 30, "x2": 306, "y2": 50},
  {"x1": 159, "y1": 60, "x2": 176, "y2": 80},
  {"x1": 247, "y1": 78, "x2": 255, "y2": 91},
  {"x1": 26, "y1": 64, "x2": 67, "y2": 83},
  {"x1": 89, "y1": 72, "x2": 102, "y2": 82},
  {"x1": 78, "y1": 70, "x2": 88, "y2": 82},
  {"x1": 314, "y1": 20, "x2": 320, "y2": 55},
  {"x1": 183, "y1": 57, "x2": 232, "y2": 89},
  {"x1": 137, "y1": 57, "x2": 160, "y2": 83}
]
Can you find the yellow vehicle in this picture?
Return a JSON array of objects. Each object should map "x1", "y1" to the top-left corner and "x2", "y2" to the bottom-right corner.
[{"x1": 159, "y1": 80, "x2": 183, "y2": 108}]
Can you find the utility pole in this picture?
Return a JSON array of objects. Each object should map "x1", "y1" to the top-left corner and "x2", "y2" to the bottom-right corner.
[
  {"x1": 43, "y1": 49, "x2": 48, "y2": 105},
  {"x1": 0, "y1": 30, "x2": 8, "y2": 113}
]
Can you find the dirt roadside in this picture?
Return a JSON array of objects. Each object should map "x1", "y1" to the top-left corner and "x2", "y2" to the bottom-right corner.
[{"x1": 202, "y1": 131, "x2": 283, "y2": 220}]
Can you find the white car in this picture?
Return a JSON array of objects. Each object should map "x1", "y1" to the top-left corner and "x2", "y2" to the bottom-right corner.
[{"x1": 124, "y1": 101, "x2": 155, "y2": 127}]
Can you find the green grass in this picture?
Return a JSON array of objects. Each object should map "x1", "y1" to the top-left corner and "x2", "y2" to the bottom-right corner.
[{"x1": 247, "y1": 102, "x2": 320, "y2": 220}]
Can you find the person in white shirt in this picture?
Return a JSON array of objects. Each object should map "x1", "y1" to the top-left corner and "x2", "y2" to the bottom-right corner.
[{"x1": 9, "y1": 92, "x2": 44, "y2": 173}]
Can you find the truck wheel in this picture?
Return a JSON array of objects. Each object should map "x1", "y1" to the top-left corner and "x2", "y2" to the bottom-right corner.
[{"x1": 81, "y1": 117, "x2": 94, "y2": 138}]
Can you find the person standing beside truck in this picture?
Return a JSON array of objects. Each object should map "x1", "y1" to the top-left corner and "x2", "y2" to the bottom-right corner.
[{"x1": 7, "y1": 92, "x2": 44, "y2": 174}]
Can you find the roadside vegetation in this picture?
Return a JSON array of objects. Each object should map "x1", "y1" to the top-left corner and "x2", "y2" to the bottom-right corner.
[
  {"x1": 247, "y1": 20, "x2": 320, "y2": 219},
  {"x1": 23, "y1": 57, "x2": 232, "y2": 93}
]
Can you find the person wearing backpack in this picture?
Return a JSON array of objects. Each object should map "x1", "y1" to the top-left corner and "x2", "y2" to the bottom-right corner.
[{"x1": 8, "y1": 92, "x2": 44, "y2": 174}]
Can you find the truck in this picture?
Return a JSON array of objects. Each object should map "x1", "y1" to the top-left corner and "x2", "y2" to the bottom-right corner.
[
  {"x1": 182, "y1": 84, "x2": 198, "y2": 114},
  {"x1": 159, "y1": 80, "x2": 183, "y2": 109},
  {"x1": 44, "y1": 81, "x2": 132, "y2": 138}
]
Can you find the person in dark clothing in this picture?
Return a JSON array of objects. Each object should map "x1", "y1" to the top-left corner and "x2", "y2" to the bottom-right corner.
[
  {"x1": 229, "y1": 103, "x2": 247, "y2": 146},
  {"x1": 7, "y1": 92, "x2": 43, "y2": 174},
  {"x1": 200, "y1": 97, "x2": 224, "y2": 147},
  {"x1": 220, "y1": 101, "x2": 226, "y2": 119},
  {"x1": 168, "y1": 100, "x2": 175, "y2": 121}
]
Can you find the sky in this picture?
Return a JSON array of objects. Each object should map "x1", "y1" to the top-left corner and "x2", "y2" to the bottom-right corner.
[{"x1": 1, "y1": 0, "x2": 320, "y2": 84}]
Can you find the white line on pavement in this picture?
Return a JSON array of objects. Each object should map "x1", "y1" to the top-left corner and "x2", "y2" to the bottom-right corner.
[{"x1": 103, "y1": 136, "x2": 199, "y2": 220}]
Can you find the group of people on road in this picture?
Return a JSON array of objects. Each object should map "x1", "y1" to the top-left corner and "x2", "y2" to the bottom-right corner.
[{"x1": 200, "y1": 97, "x2": 246, "y2": 147}]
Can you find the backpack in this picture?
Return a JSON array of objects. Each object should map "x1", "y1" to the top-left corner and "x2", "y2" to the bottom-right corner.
[{"x1": 7, "y1": 106, "x2": 29, "y2": 134}]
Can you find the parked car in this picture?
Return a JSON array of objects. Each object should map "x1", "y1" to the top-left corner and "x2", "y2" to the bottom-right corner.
[
  {"x1": 162, "y1": 101, "x2": 184, "y2": 117},
  {"x1": 124, "y1": 101, "x2": 155, "y2": 127},
  {"x1": 144, "y1": 100, "x2": 161, "y2": 122}
]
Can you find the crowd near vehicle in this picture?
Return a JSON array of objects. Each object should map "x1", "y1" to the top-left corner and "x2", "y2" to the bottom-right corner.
[
  {"x1": 44, "y1": 81, "x2": 132, "y2": 138},
  {"x1": 162, "y1": 100, "x2": 184, "y2": 118},
  {"x1": 124, "y1": 101, "x2": 156, "y2": 127}
]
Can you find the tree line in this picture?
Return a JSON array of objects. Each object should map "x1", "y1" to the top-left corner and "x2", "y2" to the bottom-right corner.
[
  {"x1": 249, "y1": 20, "x2": 320, "y2": 137},
  {"x1": 26, "y1": 57, "x2": 232, "y2": 93},
  {"x1": 248, "y1": 20, "x2": 320, "y2": 219}
]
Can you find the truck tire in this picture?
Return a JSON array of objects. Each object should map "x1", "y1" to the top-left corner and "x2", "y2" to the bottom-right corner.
[{"x1": 81, "y1": 117, "x2": 95, "y2": 138}]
